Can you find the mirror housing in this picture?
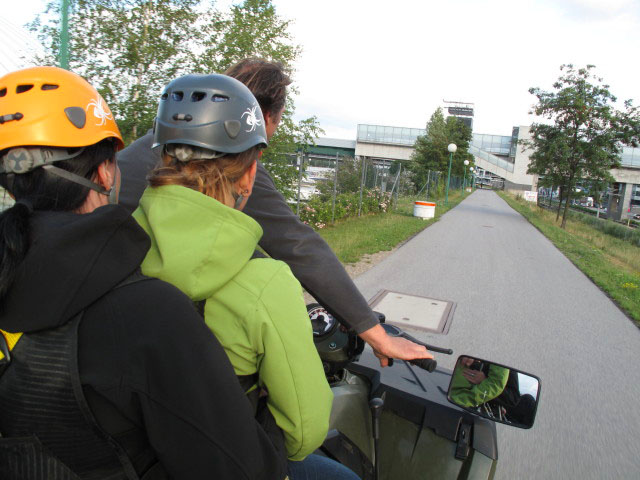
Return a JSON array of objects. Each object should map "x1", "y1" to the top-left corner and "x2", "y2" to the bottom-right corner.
[{"x1": 446, "y1": 355, "x2": 541, "y2": 429}]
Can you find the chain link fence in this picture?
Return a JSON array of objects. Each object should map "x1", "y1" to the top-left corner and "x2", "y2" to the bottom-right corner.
[
  {"x1": 293, "y1": 154, "x2": 469, "y2": 228},
  {"x1": 0, "y1": 156, "x2": 469, "y2": 220}
]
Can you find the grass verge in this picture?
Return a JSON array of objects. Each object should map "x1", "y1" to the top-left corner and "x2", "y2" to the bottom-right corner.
[
  {"x1": 318, "y1": 190, "x2": 467, "y2": 264},
  {"x1": 499, "y1": 192, "x2": 640, "y2": 325}
]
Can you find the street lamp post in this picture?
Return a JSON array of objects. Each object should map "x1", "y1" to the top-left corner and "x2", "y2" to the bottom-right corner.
[
  {"x1": 463, "y1": 159, "x2": 469, "y2": 191},
  {"x1": 470, "y1": 167, "x2": 475, "y2": 189},
  {"x1": 445, "y1": 143, "x2": 457, "y2": 205},
  {"x1": 59, "y1": 0, "x2": 70, "y2": 69}
]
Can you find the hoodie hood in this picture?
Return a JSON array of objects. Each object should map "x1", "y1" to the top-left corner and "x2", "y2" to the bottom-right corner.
[
  {"x1": 133, "y1": 185, "x2": 262, "y2": 301},
  {"x1": 0, "y1": 205, "x2": 150, "y2": 333}
]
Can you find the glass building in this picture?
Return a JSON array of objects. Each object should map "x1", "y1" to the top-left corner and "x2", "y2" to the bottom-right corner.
[
  {"x1": 471, "y1": 133, "x2": 513, "y2": 157},
  {"x1": 620, "y1": 146, "x2": 640, "y2": 168},
  {"x1": 357, "y1": 124, "x2": 425, "y2": 146},
  {"x1": 356, "y1": 123, "x2": 640, "y2": 178}
]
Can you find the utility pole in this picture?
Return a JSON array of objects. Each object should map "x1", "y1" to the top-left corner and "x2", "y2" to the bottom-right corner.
[
  {"x1": 331, "y1": 153, "x2": 338, "y2": 223},
  {"x1": 59, "y1": 0, "x2": 70, "y2": 69},
  {"x1": 296, "y1": 152, "x2": 303, "y2": 216},
  {"x1": 358, "y1": 156, "x2": 367, "y2": 216}
]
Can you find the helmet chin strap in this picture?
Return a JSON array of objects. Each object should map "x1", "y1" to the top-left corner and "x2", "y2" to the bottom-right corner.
[{"x1": 42, "y1": 154, "x2": 119, "y2": 205}]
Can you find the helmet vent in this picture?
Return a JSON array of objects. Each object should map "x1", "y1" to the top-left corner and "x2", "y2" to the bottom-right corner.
[
  {"x1": 41, "y1": 84, "x2": 59, "y2": 91},
  {"x1": 0, "y1": 88, "x2": 6, "y2": 97},
  {"x1": 16, "y1": 84, "x2": 34, "y2": 94},
  {"x1": 171, "y1": 91, "x2": 184, "y2": 101},
  {"x1": 191, "y1": 91, "x2": 206, "y2": 102},
  {"x1": 212, "y1": 94, "x2": 229, "y2": 103},
  {"x1": 160, "y1": 93, "x2": 168, "y2": 100}
]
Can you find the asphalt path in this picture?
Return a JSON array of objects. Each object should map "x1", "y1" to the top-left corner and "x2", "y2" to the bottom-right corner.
[{"x1": 353, "y1": 189, "x2": 640, "y2": 480}]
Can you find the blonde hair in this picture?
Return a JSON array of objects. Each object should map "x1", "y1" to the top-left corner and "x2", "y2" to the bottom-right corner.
[{"x1": 149, "y1": 146, "x2": 260, "y2": 205}]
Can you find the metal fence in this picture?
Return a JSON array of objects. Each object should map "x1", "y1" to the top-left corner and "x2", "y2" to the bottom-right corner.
[{"x1": 292, "y1": 154, "x2": 469, "y2": 224}]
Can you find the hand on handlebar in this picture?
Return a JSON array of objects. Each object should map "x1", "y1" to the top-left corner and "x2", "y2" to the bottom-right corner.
[
  {"x1": 462, "y1": 368, "x2": 486, "y2": 385},
  {"x1": 360, "y1": 324, "x2": 433, "y2": 368}
]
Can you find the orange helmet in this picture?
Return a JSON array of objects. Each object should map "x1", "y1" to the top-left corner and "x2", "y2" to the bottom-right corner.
[{"x1": 0, "y1": 66, "x2": 123, "y2": 152}]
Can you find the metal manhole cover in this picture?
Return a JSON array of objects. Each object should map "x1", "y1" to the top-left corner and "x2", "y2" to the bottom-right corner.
[{"x1": 367, "y1": 290, "x2": 455, "y2": 334}]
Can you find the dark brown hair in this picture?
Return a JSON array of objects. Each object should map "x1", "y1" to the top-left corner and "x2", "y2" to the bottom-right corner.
[{"x1": 225, "y1": 58, "x2": 291, "y2": 118}]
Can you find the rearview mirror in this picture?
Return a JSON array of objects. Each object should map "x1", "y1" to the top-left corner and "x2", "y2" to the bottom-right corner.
[{"x1": 447, "y1": 355, "x2": 540, "y2": 429}]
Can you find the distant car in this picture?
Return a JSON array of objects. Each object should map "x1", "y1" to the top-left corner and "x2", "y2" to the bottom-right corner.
[{"x1": 633, "y1": 213, "x2": 640, "y2": 220}]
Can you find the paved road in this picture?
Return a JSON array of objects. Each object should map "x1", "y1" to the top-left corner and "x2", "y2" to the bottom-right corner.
[{"x1": 353, "y1": 190, "x2": 640, "y2": 480}]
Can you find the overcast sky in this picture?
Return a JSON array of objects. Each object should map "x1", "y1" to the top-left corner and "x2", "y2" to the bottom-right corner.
[{"x1": 6, "y1": 0, "x2": 640, "y2": 139}]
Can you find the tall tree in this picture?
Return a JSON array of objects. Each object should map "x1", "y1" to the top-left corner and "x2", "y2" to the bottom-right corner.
[
  {"x1": 31, "y1": 0, "x2": 201, "y2": 144},
  {"x1": 196, "y1": 0, "x2": 321, "y2": 199},
  {"x1": 29, "y1": 0, "x2": 322, "y2": 199},
  {"x1": 408, "y1": 108, "x2": 473, "y2": 192},
  {"x1": 525, "y1": 64, "x2": 639, "y2": 228},
  {"x1": 197, "y1": 0, "x2": 299, "y2": 74}
]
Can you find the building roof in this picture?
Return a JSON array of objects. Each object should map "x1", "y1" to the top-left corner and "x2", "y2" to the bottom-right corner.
[{"x1": 314, "y1": 137, "x2": 356, "y2": 149}]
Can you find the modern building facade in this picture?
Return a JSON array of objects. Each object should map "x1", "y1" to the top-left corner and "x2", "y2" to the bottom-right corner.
[
  {"x1": 354, "y1": 123, "x2": 538, "y2": 191},
  {"x1": 348, "y1": 122, "x2": 640, "y2": 218}
]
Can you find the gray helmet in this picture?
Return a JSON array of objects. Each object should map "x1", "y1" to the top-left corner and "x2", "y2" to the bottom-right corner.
[{"x1": 153, "y1": 74, "x2": 267, "y2": 155}]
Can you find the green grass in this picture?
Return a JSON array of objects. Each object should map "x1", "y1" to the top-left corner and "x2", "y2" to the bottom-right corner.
[
  {"x1": 318, "y1": 190, "x2": 467, "y2": 264},
  {"x1": 500, "y1": 192, "x2": 640, "y2": 325}
]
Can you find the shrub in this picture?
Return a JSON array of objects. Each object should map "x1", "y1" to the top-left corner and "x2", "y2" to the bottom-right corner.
[
  {"x1": 566, "y1": 210, "x2": 640, "y2": 247},
  {"x1": 298, "y1": 188, "x2": 392, "y2": 229}
]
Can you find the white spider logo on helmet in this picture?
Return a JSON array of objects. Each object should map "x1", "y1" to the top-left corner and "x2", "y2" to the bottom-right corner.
[
  {"x1": 241, "y1": 105, "x2": 262, "y2": 132},
  {"x1": 86, "y1": 96, "x2": 113, "y2": 126}
]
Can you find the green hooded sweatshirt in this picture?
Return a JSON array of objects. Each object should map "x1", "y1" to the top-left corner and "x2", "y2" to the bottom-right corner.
[
  {"x1": 449, "y1": 362, "x2": 509, "y2": 408},
  {"x1": 133, "y1": 185, "x2": 332, "y2": 461}
]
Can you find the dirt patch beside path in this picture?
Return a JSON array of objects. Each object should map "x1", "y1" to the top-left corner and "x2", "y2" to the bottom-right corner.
[{"x1": 303, "y1": 247, "x2": 398, "y2": 305}]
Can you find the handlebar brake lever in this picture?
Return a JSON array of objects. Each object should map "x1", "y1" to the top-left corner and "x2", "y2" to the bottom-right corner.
[{"x1": 400, "y1": 331, "x2": 453, "y2": 355}]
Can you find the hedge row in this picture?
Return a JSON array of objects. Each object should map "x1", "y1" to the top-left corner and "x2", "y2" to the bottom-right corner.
[
  {"x1": 298, "y1": 188, "x2": 392, "y2": 229},
  {"x1": 566, "y1": 209, "x2": 640, "y2": 247}
]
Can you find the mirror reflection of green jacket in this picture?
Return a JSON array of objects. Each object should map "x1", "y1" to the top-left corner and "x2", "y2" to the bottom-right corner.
[
  {"x1": 134, "y1": 185, "x2": 332, "y2": 461},
  {"x1": 449, "y1": 363, "x2": 509, "y2": 408}
]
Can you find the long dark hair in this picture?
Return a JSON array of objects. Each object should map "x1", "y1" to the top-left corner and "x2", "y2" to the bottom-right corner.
[{"x1": 0, "y1": 139, "x2": 116, "y2": 302}]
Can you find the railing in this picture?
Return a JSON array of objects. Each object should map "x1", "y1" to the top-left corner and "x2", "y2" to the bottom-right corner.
[
  {"x1": 468, "y1": 145, "x2": 515, "y2": 173},
  {"x1": 471, "y1": 133, "x2": 513, "y2": 156}
]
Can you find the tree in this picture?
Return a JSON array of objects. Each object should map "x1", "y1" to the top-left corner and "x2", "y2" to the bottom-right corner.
[
  {"x1": 316, "y1": 155, "x2": 367, "y2": 198},
  {"x1": 408, "y1": 108, "x2": 473, "y2": 192},
  {"x1": 29, "y1": 0, "x2": 322, "y2": 199},
  {"x1": 31, "y1": 0, "x2": 202, "y2": 144},
  {"x1": 195, "y1": 0, "x2": 323, "y2": 198},
  {"x1": 196, "y1": 0, "x2": 300, "y2": 75},
  {"x1": 524, "y1": 64, "x2": 640, "y2": 228}
]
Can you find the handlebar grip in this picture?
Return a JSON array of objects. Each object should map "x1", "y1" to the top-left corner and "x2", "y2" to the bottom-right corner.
[{"x1": 409, "y1": 358, "x2": 437, "y2": 372}]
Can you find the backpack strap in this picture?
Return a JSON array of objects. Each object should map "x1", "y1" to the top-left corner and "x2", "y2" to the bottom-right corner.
[{"x1": 0, "y1": 330, "x2": 22, "y2": 377}]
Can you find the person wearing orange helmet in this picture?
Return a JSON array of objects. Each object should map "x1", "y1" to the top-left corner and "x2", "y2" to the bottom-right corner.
[{"x1": 0, "y1": 67, "x2": 285, "y2": 480}]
